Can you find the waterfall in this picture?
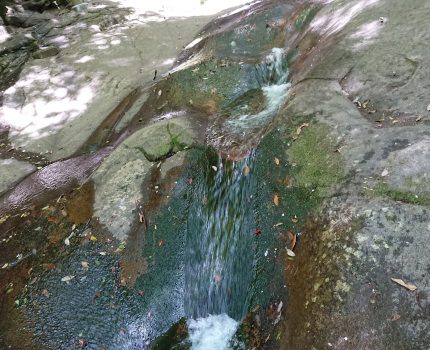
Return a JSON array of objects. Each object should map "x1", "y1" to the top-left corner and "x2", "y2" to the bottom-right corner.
[
  {"x1": 185, "y1": 153, "x2": 256, "y2": 318},
  {"x1": 185, "y1": 48, "x2": 290, "y2": 350},
  {"x1": 227, "y1": 47, "x2": 291, "y2": 130}
]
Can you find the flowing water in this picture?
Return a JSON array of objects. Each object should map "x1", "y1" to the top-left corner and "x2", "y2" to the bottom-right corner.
[
  {"x1": 185, "y1": 48, "x2": 291, "y2": 349},
  {"x1": 226, "y1": 48, "x2": 291, "y2": 130}
]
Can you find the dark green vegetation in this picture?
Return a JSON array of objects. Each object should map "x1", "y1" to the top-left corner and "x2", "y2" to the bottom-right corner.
[{"x1": 372, "y1": 182, "x2": 430, "y2": 206}]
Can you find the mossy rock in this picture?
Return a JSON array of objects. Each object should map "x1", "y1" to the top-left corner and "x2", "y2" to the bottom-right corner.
[
  {"x1": 126, "y1": 119, "x2": 196, "y2": 162},
  {"x1": 372, "y1": 182, "x2": 430, "y2": 206},
  {"x1": 286, "y1": 121, "x2": 343, "y2": 197},
  {"x1": 152, "y1": 60, "x2": 261, "y2": 114}
]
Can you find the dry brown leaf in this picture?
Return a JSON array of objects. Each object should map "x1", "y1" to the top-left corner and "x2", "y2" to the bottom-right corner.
[
  {"x1": 274, "y1": 157, "x2": 280, "y2": 165},
  {"x1": 274, "y1": 195, "x2": 279, "y2": 206},
  {"x1": 391, "y1": 277, "x2": 417, "y2": 291},
  {"x1": 244, "y1": 165, "x2": 250, "y2": 177},
  {"x1": 287, "y1": 231, "x2": 297, "y2": 250},
  {"x1": 296, "y1": 123, "x2": 309, "y2": 136}
]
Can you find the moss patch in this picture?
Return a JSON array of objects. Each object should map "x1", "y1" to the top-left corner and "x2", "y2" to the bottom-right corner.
[
  {"x1": 287, "y1": 121, "x2": 343, "y2": 197},
  {"x1": 373, "y1": 182, "x2": 430, "y2": 206}
]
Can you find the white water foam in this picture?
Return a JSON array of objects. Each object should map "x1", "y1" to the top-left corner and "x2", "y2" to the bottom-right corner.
[
  {"x1": 188, "y1": 314, "x2": 238, "y2": 350},
  {"x1": 226, "y1": 47, "x2": 291, "y2": 130}
]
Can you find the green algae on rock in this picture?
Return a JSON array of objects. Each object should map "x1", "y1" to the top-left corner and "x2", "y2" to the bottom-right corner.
[{"x1": 286, "y1": 121, "x2": 343, "y2": 197}]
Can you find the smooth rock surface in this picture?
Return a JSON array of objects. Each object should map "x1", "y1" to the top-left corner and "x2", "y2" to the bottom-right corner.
[
  {"x1": 93, "y1": 118, "x2": 195, "y2": 240},
  {"x1": 0, "y1": 158, "x2": 35, "y2": 194},
  {"x1": 0, "y1": 2, "x2": 221, "y2": 161}
]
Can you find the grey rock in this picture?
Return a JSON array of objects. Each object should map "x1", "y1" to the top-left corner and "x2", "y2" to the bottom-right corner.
[
  {"x1": 0, "y1": 158, "x2": 36, "y2": 195},
  {"x1": 130, "y1": 119, "x2": 196, "y2": 162},
  {"x1": 5, "y1": 9, "x2": 53, "y2": 28},
  {"x1": 32, "y1": 45, "x2": 59, "y2": 58},
  {"x1": 0, "y1": 33, "x2": 35, "y2": 54},
  {"x1": 92, "y1": 118, "x2": 195, "y2": 240}
]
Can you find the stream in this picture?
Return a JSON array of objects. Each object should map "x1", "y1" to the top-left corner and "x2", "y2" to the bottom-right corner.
[{"x1": 185, "y1": 47, "x2": 291, "y2": 350}]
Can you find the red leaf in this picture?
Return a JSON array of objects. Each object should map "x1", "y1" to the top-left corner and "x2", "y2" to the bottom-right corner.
[
  {"x1": 158, "y1": 239, "x2": 164, "y2": 247},
  {"x1": 255, "y1": 229, "x2": 262, "y2": 236}
]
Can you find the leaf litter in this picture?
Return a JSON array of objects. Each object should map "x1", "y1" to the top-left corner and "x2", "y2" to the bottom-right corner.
[{"x1": 391, "y1": 277, "x2": 417, "y2": 291}]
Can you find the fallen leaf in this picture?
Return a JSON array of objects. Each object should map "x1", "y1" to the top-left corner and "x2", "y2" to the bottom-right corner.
[
  {"x1": 296, "y1": 123, "x2": 309, "y2": 136},
  {"x1": 64, "y1": 238, "x2": 70, "y2": 246},
  {"x1": 255, "y1": 229, "x2": 262, "y2": 236},
  {"x1": 45, "y1": 263, "x2": 56, "y2": 270},
  {"x1": 381, "y1": 169, "x2": 389, "y2": 177},
  {"x1": 274, "y1": 195, "x2": 279, "y2": 206},
  {"x1": 287, "y1": 231, "x2": 297, "y2": 250},
  {"x1": 0, "y1": 215, "x2": 10, "y2": 224},
  {"x1": 391, "y1": 277, "x2": 417, "y2": 291},
  {"x1": 244, "y1": 165, "x2": 250, "y2": 176},
  {"x1": 78, "y1": 338, "x2": 88, "y2": 348},
  {"x1": 139, "y1": 212, "x2": 145, "y2": 224},
  {"x1": 286, "y1": 248, "x2": 295, "y2": 257},
  {"x1": 61, "y1": 275, "x2": 75, "y2": 283},
  {"x1": 274, "y1": 157, "x2": 280, "y2": 165},
  {"x1": 99, "y1": 252, "x2": 106, "y2": 256},
  {"x1": 81, "y1": 228, "x2": 91, "y2": 237},
  {"x1": 71, "y1": 224, "x2": 76, "y2": 231},
  {"x1": 2, "y1": 263, "x2": 9, "y2": 269},
  {"x1": 42, "y1": 289, "x2": 50, "y2": 298},
  {"x1": 81, "y1": 261, "x2": 89, "y2": 269},
  {"x1": 117, "y1": 243, "x2": 126, "y2": 251},
  {"x1": 90, "y1": 236, "x2": 97, "y2": 242},
  {"x1": 391, "y1": 314, "x2": 401, "y2": 321},
  {"x1": 212, "y1": 165, "x2": 218, "y2": 172},
  {"x1": 416, "y1": 115, "x2": 423, "y2": 122},
  {"x1": 158, "y1": 239, "x2": 164, "y2": 247},
  {"x1": 273, "y1": 222, "x2": 283, "y2": 227},
  {"x1": 214, "y1": 274, "x2": 222, "y2": 283},
  {"x1": 291, "y1": 218, "x2": 298, "y2": 224}
]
